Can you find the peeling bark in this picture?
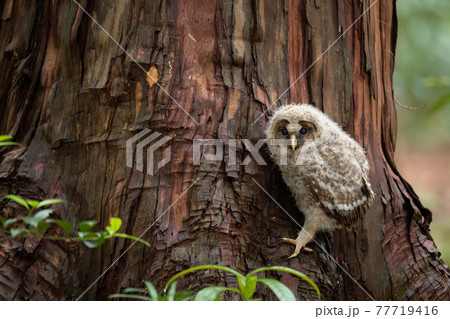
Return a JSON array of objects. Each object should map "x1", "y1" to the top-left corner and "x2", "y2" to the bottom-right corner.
[{"x1": 0, "y1": 0, "x2": 449, "y2": 300}]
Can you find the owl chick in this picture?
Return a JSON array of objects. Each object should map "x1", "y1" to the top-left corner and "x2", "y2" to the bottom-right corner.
[{"x1": 266, "y1": 104, "x2": 374, "y2": 258}]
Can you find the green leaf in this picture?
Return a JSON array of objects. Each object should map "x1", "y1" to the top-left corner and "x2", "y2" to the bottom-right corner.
[
  {"x1": 78, "y1": 220, "x2": 98, "y2": 232},
  {"x1": 0, "y1": 135, "x2": 12, "y2": 142},
  {"x1": 258, "y1": 278, "x2": 296, "y2": 301},
  {"x1": 22, "y1": 217, "x2": 39, "y2": 228},
  {"x1": 34, "y1": 209, "x2": 53, "y2": 220},
  {"x1": 166, "y1": 282, "x2": 177, "y2": 301},
  {"x1": 122, "y1": 287, "x2": 148, "y2": 294},
  {"x1": 427, "y1": 93, "x2": 450, "y2": 115},
  {"x1": 77, "y1": 231, "x2": 87, "y2": 239},
  {"x1": 0, "y1": 141, "x2": 21, "y2": 147},
  {"x1": 174, "y1": 291, "x2": 194, "y2": 301},
  {"x1": 109, "y1": 294, "x2": 153, "y2": 301},
  {"x1": 144, "y1": 281, "x2": 159, "y2": 301},
  {"x1": 22, "y1": 209, "x2": 53, "y2": 228},
  {"x1": 106, "y1": 217, "x2": 122, "y2": 235},
  {"x1": 47, "y1": 219, "x2": 72, "y2": 235},
  {"x1": 237, "y1": 274, "x2": 246, "y2": 295},
  {"x1": 4, "y1": 218, "x2": 19, "y2": 227},
  {"x1": 5, "y1": 195, "x2": 30, "y2": 210},
  {"x1": 165, "y1": 264, "x2": 244, "y2": 293},
  {"x1": 83, "y1": 231, "x2": 105, "y2": 248},
  {"x1": 112, "y1": 233, "x2": 151, "y2": 247},
  {"x1": 247, "y1": 266, "x2": 321, "y2": 300},
  {"x1": 243, "y1": 276, "x2": 258, "y2": 300},
  {"x1": 26, "y1": 200, "x2": 39, "y2": 208},
  {"x1": 424, "y1": 75, "x2": 450, "y2": 87},
  {"x1": 0, "y1": 136, "x2": 20, "y2": 147},
  {"x1": 194, "y1": 287, "x2": 238, "y2": 301},
  {"x1": 78, "y1": 231, "x2": 102, "y2": 240},
  {"x1": 36, "y1": 198, "x2": 65, "y2": 209},
  {"x1": 11, "y1": 228, "x2": 29, "y2": 238},
  {"x1": 37, "y1": 221, "x2": 50, "y2": 234}
]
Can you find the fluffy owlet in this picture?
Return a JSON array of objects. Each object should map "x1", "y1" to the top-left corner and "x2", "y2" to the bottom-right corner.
[{"x1": 266, "y1": 104, "x2": 374, "y2": 258}]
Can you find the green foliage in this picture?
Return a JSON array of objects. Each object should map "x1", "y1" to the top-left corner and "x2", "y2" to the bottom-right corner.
[
  {"x1": 427, "y1": 93, "x2": 450, "y2": 116},
  {"x1": 394, "y1": 1, "x2": 450, "y2": 267},
  {"x1": 194, "y1": 286, "x2": 232, "y2": 301},
  {"x1": 394, "y1": 0, "x2": 450, "y2": 148},
  {"x1": 0, "y1": 135, "x2": 21, "y2": 147},
  {"x1": 166, "y1": 264, "x2": 320, "y2": 301},
  {"x1": 1, "y1": 135, "x2": 150, "y2": 250},
  {"x1": 1, "y1": 195, "x2": 150, "y2": 248},
  {"x1": 110, "y1": 282, "x2": 194, "y2": 301},
  {"x1": 395, "y1": 1, "x2": 450, "y2": 107},
  {"x1": 111, "y1": 264, "x2": 320, "y2": 301}
]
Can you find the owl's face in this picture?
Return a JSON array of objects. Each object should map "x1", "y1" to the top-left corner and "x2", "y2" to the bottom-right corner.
[
  {"x1": 266, "y1": 104, "x2": 321, "y2": 156},
  {"x1": 271, "y1": 119, "x2": 317, "y2": 151}
]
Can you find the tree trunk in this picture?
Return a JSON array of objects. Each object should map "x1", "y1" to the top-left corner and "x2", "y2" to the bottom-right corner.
[{"x1": 0, "y1": 0, "x2": 449, "y2": 301}]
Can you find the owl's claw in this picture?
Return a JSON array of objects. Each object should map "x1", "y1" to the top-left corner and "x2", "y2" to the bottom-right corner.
[
  {"x1": 288, "y1": 246, "x2": 304, "y2": 259},
  {"x1": 287, "y1": 253, "x2": 297, "y2": 259},
  {"x1": 281, "y1": 237, "x2": 313, "y2": 258},
  {"x1": 281, "y1": 237, "x2": 296, "y2": 245}
]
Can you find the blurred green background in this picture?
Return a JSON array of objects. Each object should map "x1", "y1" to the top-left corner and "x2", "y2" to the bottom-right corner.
[{"x1": 394, "y1": 0, "x2": 450, "y2": 265}]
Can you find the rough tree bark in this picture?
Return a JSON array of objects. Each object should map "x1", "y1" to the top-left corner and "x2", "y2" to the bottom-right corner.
[{"x1": 0, "y1": 0, "x2": 449, "y2": 300}]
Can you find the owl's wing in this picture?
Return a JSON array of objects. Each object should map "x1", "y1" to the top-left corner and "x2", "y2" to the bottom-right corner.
[{"x1": 303, "y1": 142, "x2": 374, "y2": 227}]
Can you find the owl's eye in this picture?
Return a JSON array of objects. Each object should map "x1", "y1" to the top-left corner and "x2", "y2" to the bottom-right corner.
[
  {"x1": 281, "y1": 128, "x2": 288, "y2": 136},
  {"x1": 300, "y1": 127, "x2": 308, "y2": 135}
]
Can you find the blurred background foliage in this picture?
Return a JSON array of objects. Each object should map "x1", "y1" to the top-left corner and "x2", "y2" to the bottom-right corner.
[{"x1": 394, "y1": 0, "x2": 450, "y2": 264}]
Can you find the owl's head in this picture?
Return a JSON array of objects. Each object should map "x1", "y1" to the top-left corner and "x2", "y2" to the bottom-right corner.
[{"x1": 266, "y1": 104, "x2": 328, "y2": 154}]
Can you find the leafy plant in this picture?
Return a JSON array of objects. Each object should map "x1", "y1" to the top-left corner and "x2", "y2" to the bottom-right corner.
[
  {"x1": 166, "y1": 264, "x2": 320, "y2": 301},
  {"x1": 0, "y1": 135, "x2": 21, "y2": 147},
  {"x1": 111, "y1": 264, "x2": 320, "y2": 301},
  {"x1": 110, "y1": 281, "x2": 194, "y2": 301},
  {"x1": 1, "y1": 195, "x2": 150, "y2": 248}
]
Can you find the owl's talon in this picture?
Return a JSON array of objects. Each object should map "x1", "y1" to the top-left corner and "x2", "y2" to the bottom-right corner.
[
  {"x1": 281, "y1": 237, "x2": 313, "y2": 254},
  {"x1": 286, "y1": 246, "x2": 312, "y2": 259},
  {"x1": 287, "y1": 253, "x2": 298, "y2": 259},
  {"x1": 288, "y1": 246, "x2": 302, "y2": 259},
  {"x1": 281, "y1": 237, "x2": 296, "y2": 245}
]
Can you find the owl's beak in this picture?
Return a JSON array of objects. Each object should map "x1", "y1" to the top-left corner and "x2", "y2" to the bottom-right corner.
[{"x1": 290, "y1": 134, "x2": 297, "y2": 151}]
